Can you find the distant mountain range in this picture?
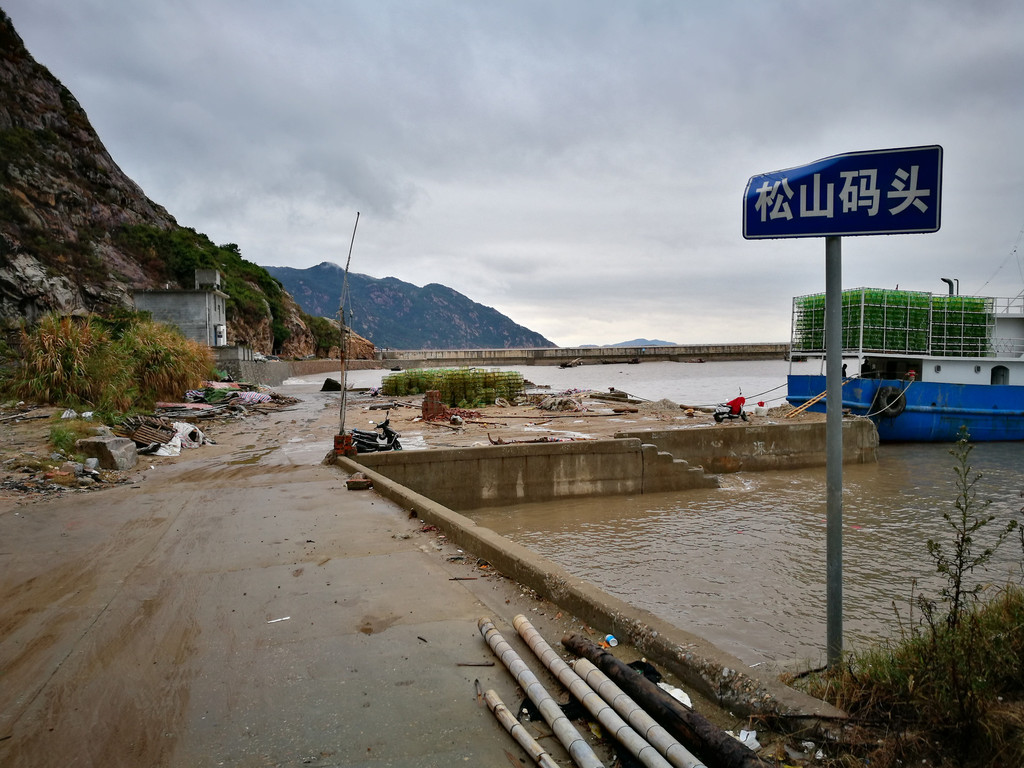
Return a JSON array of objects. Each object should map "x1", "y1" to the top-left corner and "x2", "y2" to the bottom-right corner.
[
  {"x1": 579, "y1": 338, "x2": 678, "y2": 348},
  {"x1": 263, "y1": 262, "x2": 555, "y2": 350}
]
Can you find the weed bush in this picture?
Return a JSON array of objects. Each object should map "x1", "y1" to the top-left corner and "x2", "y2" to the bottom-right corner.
[
  {"x1": 113, "y1": 320, "x2": 214, "y2": 409},
  {"x1": 10, "y1": 314, "x2": 109, "y2": 406},
  {"x1": 48, "y1": 418, "x2": 95, "y2": 456},
  {"x1": 5, "y1": 313, "x2": 214, "y2": 414}
]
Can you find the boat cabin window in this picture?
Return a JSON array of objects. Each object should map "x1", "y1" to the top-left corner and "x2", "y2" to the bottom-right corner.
[{"x1": 992, "y1": 365, "x2": 1009, "y2": 385}]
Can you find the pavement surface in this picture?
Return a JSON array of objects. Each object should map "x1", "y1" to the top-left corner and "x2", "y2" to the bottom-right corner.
[{"x1": 0, "y1": 382, "x2": 643, "y2": 767}]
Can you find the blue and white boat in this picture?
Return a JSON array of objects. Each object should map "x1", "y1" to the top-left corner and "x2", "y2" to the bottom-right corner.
[{"x1": 786, "y1": 286, "x2": 1024, "y2": 442}]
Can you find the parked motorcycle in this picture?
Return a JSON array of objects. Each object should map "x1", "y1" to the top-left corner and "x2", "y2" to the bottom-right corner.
[
  {"x1": 713, "y1": 395, "x2": 748, "y2": 423},
  {"x1": 351, "y1": 414, "x2": 403, "y2": 453}
]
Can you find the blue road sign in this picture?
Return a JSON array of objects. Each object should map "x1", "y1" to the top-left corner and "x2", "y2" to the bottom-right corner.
[{"x1": 743, "y1": 145, "x2": 942, "y2": 239}]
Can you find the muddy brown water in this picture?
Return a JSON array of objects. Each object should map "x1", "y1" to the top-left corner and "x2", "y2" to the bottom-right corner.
[{"x1": 469, "y1": 440, "x2": 1023, "y2": 666}]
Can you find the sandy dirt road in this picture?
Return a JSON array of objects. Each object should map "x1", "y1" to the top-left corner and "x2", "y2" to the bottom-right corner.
[{"x1": 0, "y1": 382, "x2": 618, "y2": 767}]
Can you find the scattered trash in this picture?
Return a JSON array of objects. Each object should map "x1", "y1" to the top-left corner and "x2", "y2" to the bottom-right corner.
[
  {"x1": 657, "y1": 682, "x2": 693, "y2": 708},
  {"x1": 538, "y1": 394, "x2": 585, "y2": 411},
  {"x1": 738, "y1": 729, "x2": 760, "y2": 750},
  {"x1": 234, "y1": 390, "x2": 272, "y2": 405},
  {"x1": 603, "y1": 633, "x2": 618, "y2": 647},
  {"x1": 116, "y1": 417, "x2": 209, "y2": 456},
  {"x1": 783, "y1": 740, "x2": 819, "y2": 762},
  {"x1": 267, "y1": 616, "x2": 290, "y2": 623},
  {"x1": 627, "y1": 659, "x2": 662, "y2": 684}
]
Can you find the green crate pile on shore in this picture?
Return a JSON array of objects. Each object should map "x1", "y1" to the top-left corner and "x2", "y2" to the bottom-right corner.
[
  {"x1": 792, "y1": 288, "x2": 993, "y2": 356},
  {"x1": 380, "y1": 368, "x2": 525, "y2": 407}
]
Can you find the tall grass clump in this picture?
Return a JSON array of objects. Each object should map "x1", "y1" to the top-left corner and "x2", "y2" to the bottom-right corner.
[
  {"x1": 6, "y1": 313, "x2": 214, "y2": 414},
  {"x1": 798, "y1": 429, "x2": 1024, "y2": 767},
  {"x1": 10, "y1": 314, "x2": 110, "y2": 406},
  {"x1": 113, "y1": 320, "x2": 214, "y2": 409}
]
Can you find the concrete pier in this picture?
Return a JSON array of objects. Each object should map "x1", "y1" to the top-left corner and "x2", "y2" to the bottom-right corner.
[{"x1": 380, "y1": 342, "x2": 788, "y2": 369}]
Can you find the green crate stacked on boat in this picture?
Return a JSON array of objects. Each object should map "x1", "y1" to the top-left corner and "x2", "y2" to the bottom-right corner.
[
  {"x1": 792, "y1": 288, "x2": 994, "y2": 355},
  {"x1": 857, "y1": 289, "x2": 930, "y2": 353},
  {"x1": 792, "y1": 293, "x2": 826, "y2": 351},
  {"x1": 931, "y1": 295, "x2": 993, "y2": 356},
  {"x1": 380, "y1": 368, "x2": 525, "y2": 407}
]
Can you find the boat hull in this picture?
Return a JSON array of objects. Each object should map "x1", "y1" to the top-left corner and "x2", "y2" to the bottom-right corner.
[{"x1": 787, "y1": 375, "x2": 1024, "y2": 442}]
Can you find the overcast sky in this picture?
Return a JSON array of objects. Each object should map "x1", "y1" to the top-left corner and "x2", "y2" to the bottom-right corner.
[{"x1": 5, "y1": 1, "x2": 1024, "y2": 347}]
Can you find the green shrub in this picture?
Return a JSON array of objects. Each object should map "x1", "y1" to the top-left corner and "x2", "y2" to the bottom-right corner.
[{"x1": 48, "y1": 418, "x2": 95, "y2": 455}]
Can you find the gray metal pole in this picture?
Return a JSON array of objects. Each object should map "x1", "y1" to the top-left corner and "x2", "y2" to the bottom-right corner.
[
  {"x1": 824, "y1": 235, "x2": 843, "y2": 666},
  {"x1": 338, "y1": 212, "x2": 360, "y2": 435}
]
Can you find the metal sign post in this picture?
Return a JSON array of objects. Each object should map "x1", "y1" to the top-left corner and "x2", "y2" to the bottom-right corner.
[
  {"x1": 743, "y1": 145, "x2": 942, "y2": 667},
  {"x1": 824, "y1": 235, "x2": 843, "y2": 663}
]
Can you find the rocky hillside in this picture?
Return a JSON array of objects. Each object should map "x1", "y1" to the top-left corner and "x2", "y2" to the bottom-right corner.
[
  {"x1": 0, "y1": 11, "x2": 314, "y2": 356},
  {"x1": 265, "y1": 262, "x2": 555, "y2": 349}
]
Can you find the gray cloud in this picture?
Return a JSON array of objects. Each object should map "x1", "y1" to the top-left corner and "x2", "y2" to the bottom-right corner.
[{"x1": 5, "y1": 0, "x2": 1023, "y2": 346}]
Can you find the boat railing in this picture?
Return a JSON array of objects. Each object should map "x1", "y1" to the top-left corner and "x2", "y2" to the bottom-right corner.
[
  {"x1": 992, "y1": 296, "x2": 1024, "y2": 316},
  {"x1": 991, "y1": 336, "x2": 1024, "y2": 357}
]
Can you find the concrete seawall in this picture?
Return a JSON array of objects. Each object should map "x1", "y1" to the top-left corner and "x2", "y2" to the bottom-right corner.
[
  {"x1": 382, "y1": 342, "x2": 788, "y2": 368},
  {"x1": 617, "y1": 418, "x2": 879, "y2": 473},
  {"x1": 213, "y1": 357, "x2": 379, "y2": 387},
  {"x1": 213, "y1": 344, "x2": 787, "y2": 383},
  {"x1": 355, "y1": 437, "x2": 719, "y2": 510}
]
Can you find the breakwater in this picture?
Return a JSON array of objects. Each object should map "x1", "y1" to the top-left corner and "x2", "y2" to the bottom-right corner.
[{"x1": 381, "y1": 343, "x2": 788, "y2": 368}]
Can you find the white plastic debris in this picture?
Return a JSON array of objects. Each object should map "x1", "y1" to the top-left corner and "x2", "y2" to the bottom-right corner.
[
  {"x1": 657, "y1": 682, "x2": 692, "y2": 708},
  {"x1": 153, "y1": 435, "x2": 182, "y2": 456},
  {"x1": 739, "y1": 730, "x2": 760, "y2": 750}
]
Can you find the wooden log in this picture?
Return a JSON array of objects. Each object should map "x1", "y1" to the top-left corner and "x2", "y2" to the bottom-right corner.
[{"x1": 561, "y1": 634, "x2": 767, "y2": 768}]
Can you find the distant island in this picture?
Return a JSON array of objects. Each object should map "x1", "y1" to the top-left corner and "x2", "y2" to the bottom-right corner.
[{"x1": 579, "y1": 338, "x2": 678, "y2": 348}]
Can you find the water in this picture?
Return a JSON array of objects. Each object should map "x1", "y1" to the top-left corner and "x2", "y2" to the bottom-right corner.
[
  {"x1": 345, "y1": 359, "x2": 1023, "y2": 666},
  {"x1": 348, "y1": 359, "x2": 830, "y2": 407}
]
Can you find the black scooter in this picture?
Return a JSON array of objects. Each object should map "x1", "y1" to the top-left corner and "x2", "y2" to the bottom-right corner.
[
  {"x1": 713, "y1": 395, "x2": 748, "y2": 423},
  {"x1": 351, "y1": 414, "x2": 403, "y2": 453}
]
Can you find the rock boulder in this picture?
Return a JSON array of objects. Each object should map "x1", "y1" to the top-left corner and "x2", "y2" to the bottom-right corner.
[{"x1": 75, "y1": 436, "x2": 138, "y2": 471}]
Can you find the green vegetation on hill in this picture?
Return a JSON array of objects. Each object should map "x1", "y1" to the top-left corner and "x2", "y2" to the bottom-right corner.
[
  {"x1": 265, "y1": 262, "x2": 555, "y2": 349},
  {"x1": 113, "y1": 225, "x2": 291, "y2": 348}
]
